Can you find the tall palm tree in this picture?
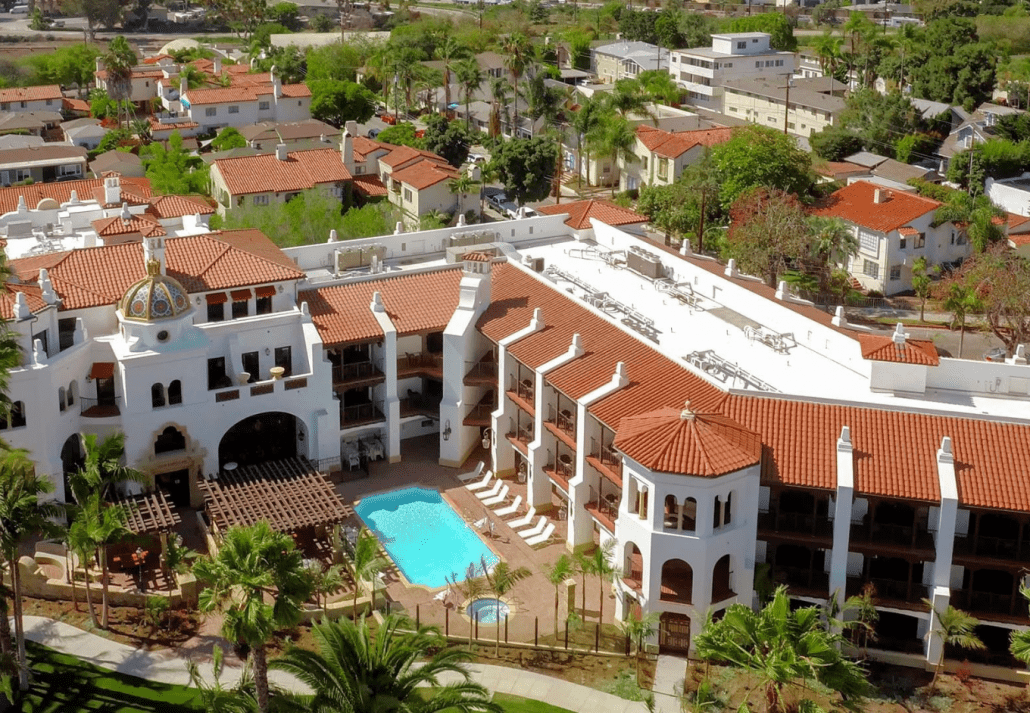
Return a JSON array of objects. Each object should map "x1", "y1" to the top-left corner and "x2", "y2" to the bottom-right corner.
[
  {"x1": 69, "y1": 493, "x2": 131, "y2": 630},
  {"x1": 617, "y1": 609, "x2": 659, "y2": 679},
  {"x1": 482, "y1": 558, "x2": 530, "y2": 654},
  {"x1": 449, "y1": 174, "x2": 476, "y2": 219},
  {"x1": 104, "y1": 36, "x2": 138, "y2": 130},
  {"x1": 194, "y1": 522, "x2": 314, "y2": 713},
  {"x1": 544, "y1": 554, "x2": 574, "y2": 637},
  {"x1": 68, "y1": 432, "x2": 144, "y2": 504},
  {"x1": 588, "y1": 114, "x2": 637, "y2": 197},
  {"x1": 572, "y1": 95, "x2": 607, "y2": 188},
  {"x1": 0, "y1": 451, "x2": 64, "y2": 690},
  {"x1": 271, "y1": 615, "x2": 502, "y2": 713},
  {"x1": 694, "y1": 586, "x2": 869, "y2": 713},
  {"x1": 435, "y1": 36, "x2": 467, "y2": 113},
  {"x1": 924, "y1": 599, "x2": 985, "y2": 689},
  {"x1": 942, "y1": 282, "x2": 982, "y2": 359},
  {"x1": 348, "y1": 527, "x2": 387, "y2": 621},
  {"x1": 488, "y1": 76, "x2": 510, "y2": 139},
  {"x1": 454, "y1": 57, "x2": 483, "y2": 131},
  {"x1": 501, "y1": 33, "x2": 531, "y2": 138},
  {"x1": 66, "y1": 516, "x2": 100, "y2": 629},
  {"x1": 840, "y1": 583, "x2": 879, "y2": 659},
  {"x1": 605, "y1": 79, "x2": 656, "y2": 123},
  {"x1": 178, "y1": 64, "x2": 207, "y2": 91},
  {"x1": 584, "y1": 539, "x2": 616, "y2": 624}
]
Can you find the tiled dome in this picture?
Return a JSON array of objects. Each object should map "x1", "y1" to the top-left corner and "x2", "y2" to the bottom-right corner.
[{"x1": 120, "y1": 259, "x2": 191, "y2": 322}]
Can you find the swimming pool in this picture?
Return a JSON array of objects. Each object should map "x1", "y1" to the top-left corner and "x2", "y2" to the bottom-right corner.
[{"x1": 354, "y1": 486, "x2": 499, "y2": 589}]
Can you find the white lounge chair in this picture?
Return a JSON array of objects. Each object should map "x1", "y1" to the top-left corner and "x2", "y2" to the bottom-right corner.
[
  {"x1": 476, "y1": 480, "x2": 504, "y2": 500},
  {"x1": 481, "y1": 484, "x2": 509, "y2": 507},
  {"x1": 508, "y1": 506, "x2": 536, "y2": 528},
  {"x1": 465, "y1": 470, "x2": 493, "y2": 492},
  {"x1": 525, "y1": 522, "x2": 555, "y2": 547},
  {"x1": 456, "y1": 461, "x2": 485, "y2": 483},
  {"x1": 519, "y1": 516, "x2": 548, "y2": 539},
  {"x1": 494, "y1": 495, "x2": 522, "y2": 518}
]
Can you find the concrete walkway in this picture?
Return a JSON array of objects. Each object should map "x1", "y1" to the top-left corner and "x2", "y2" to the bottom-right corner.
[
  {"x1": 652, "y1": 654, "x2": 687, "y2": 713},
  {"x1": 19, "y1": 615, "x2": 649, "y2": 713}
]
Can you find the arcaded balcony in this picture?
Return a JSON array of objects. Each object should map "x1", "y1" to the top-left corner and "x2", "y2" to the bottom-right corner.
[
  {"x1": 463, "y1": 352, "x2": 497, "y2": 387},
  {"x1": 462, "y1": 390, "x2": 495, "y2": 427}
]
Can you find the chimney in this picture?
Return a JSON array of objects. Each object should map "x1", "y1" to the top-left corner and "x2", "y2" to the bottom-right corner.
[
  {"x1": 213, "y1": 54, "x2": 222, "y2": 75},
  {"x1": 837, "y1": 426, "x2": 853, "y2": 453},
  {"x1": 68, "y1": 189, "x2": 79, "y2": 205},
  {"x1": 39, "y1": 269, "x2": 56, "y2": 305},
  {"x1": 271, "y1": 66, "x2": 281, "y2": 98},
  {"x1": 456, "y1": 213, "x2": 466, "y2": 227},
  {"x1": 569, "y1": 333, "x2": 583, "y2": 358},
  {"x1": 16, "y1": 195, "x2": 25, "y2": 214},
  {"x1": 103, "y1": 175, "x2": 121, "y2": 205},
  {"x1": 370, "y1": 291, "x2": 385, "y2": 313},
  {"x1": 275, "y1": 143, "x2": 288, "y2": 161},
  {"x1": 891, "y1": 322, "x2": 907, "y2": 350},
  {"x1": 143, "y1": 236, "x2": 166, "y2": 275},
  {"x1": 724, "y1": 257, "x2": 737, "y2": 278},
  {"x1": 13, "y1": 291, "x2": 30, "y2": 321},
  {"x1": 345, "y1": 120, "x2": 357, "y2": 137},
  {"x1": 831, "y1": 305, "x2": 848, "y2": 328},
  {"x1": 120, "y1": 202, "x2": 131, "y2": 221},
  {"x1": 95, "y1": 57, "x2": 104, "y2": 73},
  {"x1": 394, "y1": 221, "x2": 404, "y2": 235},
  {"x1": 342, "y1": 126, "x2": 353, "y2": 171},
  {"x1": 327, "y1": 229, "x2": 339, "y2": 243}
]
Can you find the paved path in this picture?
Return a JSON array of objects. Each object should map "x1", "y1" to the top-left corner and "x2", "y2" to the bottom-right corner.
[
  {"x1": 19, "y1": 615, "x2": 649, "y2": 713},
  {"x1": 652, "y1": 654, "x2": 687, "y2": 713}
]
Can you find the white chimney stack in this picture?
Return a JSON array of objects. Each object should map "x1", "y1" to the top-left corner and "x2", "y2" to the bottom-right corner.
[
  {"x1": 120, "y1": 202, "x2": 131, "y2": 221},
  {"x1": 327, "y1": 229, "x2": 339, "y2": 243},
  {"x1": 103, "y1": 175, "x2": 121, "y2": 206},
  {"x1": 39, "y1": 269, "x2": 56, "y2": 305},
  {"x1": 13, "y1": 291, "x2": 30, "y2": 321},
  {"x1": 143, "y1": 236, "x2": 166, "y2": 275},
  {"x1": 891, "y1": 322, "x2": 907, "y2": 349},
  {"x1": 394, "y1": 221, "x2": 404, "y2": 235},
  {"x1": 275, "y1": 143, "x2": 288, "y2": 161},
  {"x1": 213, "y1": 55, "x2": 222, "y2": 75},
  {"x1": 370, "y1": 291, "x2": 385, "y2": 313}
]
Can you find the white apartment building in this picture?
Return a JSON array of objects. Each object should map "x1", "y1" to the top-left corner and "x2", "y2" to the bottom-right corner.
[
  {"x1": 0, "y1": 85, "x2": 63, "y2": 113},
  {"x1": 813, "y1": 180, "x2": 967, "y2": 295},
  {"x1": 722, "y1": 76, "x2": 845, "y2": 139},
  {"x1": 670, "y1": 33, "x2": 795, "y2": 110}
]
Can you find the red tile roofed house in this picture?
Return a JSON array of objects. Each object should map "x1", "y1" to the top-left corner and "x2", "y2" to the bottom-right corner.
[
  {"x1": 179, "y1": 71, "x2": 312, "y2": 132},
  {"x1": 537, "y1": 199, "x2": 647, "y2": 238},
  {"x1": 209, "y1": 146, "x2": 352, "y2": 215},
  {"x1": 621, "y1": 126, "x2": 733, "y2": 192},
  {"x1": 0, "y1": 176, "x2": 150, "y2": 214},
  {"x1": 810, "y1": 180, "x2": 966, "y2": 296},
  {"x1": 95, "y1": 59, "x2": 173, "y2": 104},
  {"x1": 0, "y1": 85, "x2": 62, "y2": 112},
  {"x1": 1007, "y1": 212, "x2": 1030, "y2": 257}
]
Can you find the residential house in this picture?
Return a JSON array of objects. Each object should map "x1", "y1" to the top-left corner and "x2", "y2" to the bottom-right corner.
[
  {"x1": 238, "y1": 120, "x2": 341, "y2": 150},
  {"x1": 986, "y1": 172, "x2": 1030, "y2": 218},
  {"x1": 620, "y1": 126, "x2": 734, "y2": 191},
  {"x1": 94, "y1": 58, "x2": 174, "y2": 105},
  {"x1": 812, "y1": 180, "x2": 965, "y2": 295},
  {"x1": 592, "y1": 42, "x2": 669, "y2": 84},
  {"x1": 0, "y1": 85, "x2": 63, "y2": 113},
  {"x1": 62, "y1": 118, "x2": 109, "y2": 150},
  {"x1": 209, "y1": 144, "x2": 352, "y2": 215},
  {"x1": 177, "y1": 73, "x2": 312, "y2": 134},
  {"x1": 0, "y1": 145, "x2": 88, "y2": 186},
  {"x1": 670, "y1": 33, "x2": 795, "y2": 111},
  {"x1": 0, "y1": 111, "x2": 62, "y2": 138},
  {"x1": 89, "y1": 150, "x2": 145, "y2": 178},
  {"x1": 937, "y1": 102, "x2": 1025, "y2": 176},
  {"x1": 721, "y1": 75, "x2": 844, "y2": 139}
]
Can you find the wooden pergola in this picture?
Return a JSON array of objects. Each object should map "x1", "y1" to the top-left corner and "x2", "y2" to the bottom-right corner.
[
  {"x1": 113, "y1": 490, "x2": 182, "y2": 535},
  {"x1": 199, "y1": 457, "x2": 353, "y2": 534}
]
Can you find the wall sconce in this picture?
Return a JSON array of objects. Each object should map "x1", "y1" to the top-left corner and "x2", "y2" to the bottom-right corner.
[
  {"x1": 442, "y1": 420, "x2": 451, "y2": 441},
  {"x1": 264, "y1": 347, "x2": 271, "y2": 355},
  {"x1": 481, "y1": 428, "x2": 493, "y2": 451}
]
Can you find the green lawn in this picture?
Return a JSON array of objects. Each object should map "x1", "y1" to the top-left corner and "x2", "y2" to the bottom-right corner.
[
  {"x1": 491, "y1": 693, "x2": 574, "y2": 712},
  {"x1": 15, "y1": 642, "x2": 203, "y2": 712}
]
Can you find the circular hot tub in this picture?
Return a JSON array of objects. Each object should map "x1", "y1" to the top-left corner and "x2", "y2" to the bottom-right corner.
[{"x1": 466, "y1": 598, "x2": 510, "y2": 624}]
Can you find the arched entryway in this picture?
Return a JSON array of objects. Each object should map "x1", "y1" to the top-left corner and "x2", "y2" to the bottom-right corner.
[
  {"x1": 712, "y1": 554, "x2": 734, "y2": 603},
  {"x1": 659, "y1": 612, "x2": 691, "y2": 654},
  {"x1": 60, "y1": 434, "x2": 84, "y2": 502},
  {"x1": 218, "y1": 412, "x2": 301, "y2": 468},
  {"x1": 660, "y1": 559, "x2": 693, "y2": 604}
]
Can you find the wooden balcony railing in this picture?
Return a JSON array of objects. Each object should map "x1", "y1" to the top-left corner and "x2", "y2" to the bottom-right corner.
[
  {"x1": 332, "y1": 361, "x2": 384, "y2": 386},
  {"x1": 341, "y1": 401, "x2": 385, "y2": 427},
  {"x1": 397, "y1": 351, "x2": 443, "y2": 378},
  {"x1": 464, "y1": 354, "x2": 497, "y2": 386}
]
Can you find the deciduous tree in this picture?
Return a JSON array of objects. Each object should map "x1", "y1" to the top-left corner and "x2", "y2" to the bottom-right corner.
[
  {"x1": 492, "y1": 135, "x2": 556, "y2": 205},
  {"x1": 727, "y1": 187, "x2": 813, "y2": 287},
  {"x1": 422, "y1": 114, "x2": 474, "y2": 168},
  {"x1": 309, "y1": 79, "x2": 377, "y2": 126},
  {"x1": 710, "y1": 125, "x2": 812, "y2": 209}
]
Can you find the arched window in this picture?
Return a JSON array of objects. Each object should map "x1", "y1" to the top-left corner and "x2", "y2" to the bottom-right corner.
[
  {"x1": 58, "y1": 387, "x2": 66, "y2": 412},
  {"x1": 9, "y1": 401, "x2": 26, "y2": 428},
  {"x1": 712, "y1": 554, "x2": 734, "y2": 602},
  {"x1": 167, "y1": 380, "x2": 182, "y2": 405},
  {"x1": 682, "y1": 497, "x2": 697, "y2": 532},
  {"x1": 67, "y1": 381, "x2": 76, "y2": 407},
  {"x1": 724, "y1": 492, "x2": 733, "y2": 526},
  {"x1": 664, "y1": 495, "x2": 679, "y2": 529},
  {"x1": 714, "y1": 495, "x2": 723, "y2": 529},
  {"x1": 155, "y1": 426, "x2": 186, "y2": 455},
  {"x1": 151, "y1": 383, "x2": 166, "y2": 409}
]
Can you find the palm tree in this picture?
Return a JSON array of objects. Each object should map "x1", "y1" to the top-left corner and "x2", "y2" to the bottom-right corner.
[
  {"x1": 942, "y1": 282, "x2": 982, "y2": 359},
  {"x1": 924, "y1": 599, "x2": 985, "y2": 689},
  {"x1": 1010, "y1": 584, "x2": 1030, "y2": 684},
  {"x1": 178, "y1": 64, "x2": 207, "y2": 91},
  {"x1": 449, "y1": 174, "x2": 476, "y2": 220},
  {"x1": 348, "y1": 527, "x2": 387, "y2": 621},
  {"x1": 0, "y1": 451, "x2": 64, "y2": 690},
  {"x1": 544, "y1": 554, "x2": 574, "y2": 637},
  {"x1": 584, "y1": 539, "x2": 616, "y2": 624},
  {"x1": 68, "y1": 432, "x2": 144, "y2": 504},
  {"x1": 694, "y1": 586, "x2": 869, "y2": 713},
  {"x1": 436, "y1": 36, "x2": 467, "y2": 113},
  {"x1": 571, "y1": 95, "x2": 608, "y2": 188},
  {"x1": 163, "y1": 533, "x2": 197, "y2": 595},
  {"x1": 482, "y1": 558, "x2": 530, "y2": 654},
  {"x1": 69, "y1": 493, "x2": 131, "y2": 630},
  {"x1": 66, "y1": 516, "x2": 100, "y2": 629},
  {"x1": 271, "y1": 615, "x2": 502, "y2": 713},
  {"x1": 605, "y1": 78, "x2": 656, "y2": 123},
  {"x1": 104, "y1": 36, "x2": 138, "y2": 130},
  {"x1": 573, "y1": 551, "x2": 591, "y2": 618},
  {"x1": 841, "y1": 583, "x2": 879, "y2": 659},
  {"x1": 637, "y1": 70, "x2": 682, "y2": 107},
  {"x1": 617, "y1": 609, "x2": 659, "y2": 680},
  {"x1": 307, "y1": 559, "x2": 346, "y2": 612},
  {"x1": 186, "y1": 644, "x2": 258, "y2": 713},
  {"x1": 454, "y1": 57, "x2": 483, "y2": 131},
  {"x1": 588, "y1": 114, "x2": 637, "y2": 197},
  {"x1": 489, "y1": 76, "x2": 510, "y2": 139},
  {"x1": 501, "y1": 33, "x2": 531, "y2": 137},
  {"x1": 194, "y1": 522, "x2": 314, "y2": 713}
]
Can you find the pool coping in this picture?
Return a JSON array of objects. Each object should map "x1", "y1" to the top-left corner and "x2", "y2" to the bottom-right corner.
[{"x1": 352, "y1": 481, "x2": 505, "y2": 594}]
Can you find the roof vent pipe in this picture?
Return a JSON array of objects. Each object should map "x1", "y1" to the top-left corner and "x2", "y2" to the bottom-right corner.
[{"x1": 327, "y1": 229, "x2": 338, "y2": 243}]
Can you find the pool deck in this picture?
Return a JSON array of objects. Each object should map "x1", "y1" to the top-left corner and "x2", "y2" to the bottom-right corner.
[{"x1": 334, "y1": 436, "x2": 617, "y2": 643}]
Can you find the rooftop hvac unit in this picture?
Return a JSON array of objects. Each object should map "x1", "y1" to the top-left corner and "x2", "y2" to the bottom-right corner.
[
  {"x1": 627, "y1": 245, "x2": 662, "y2": 279},
  {"x1": 522, "y1": 255, "x2": 544, "y2": 272}
]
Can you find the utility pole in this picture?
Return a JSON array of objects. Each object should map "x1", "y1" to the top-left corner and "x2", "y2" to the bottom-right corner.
[{"x1": 783, "y1": 77, "x2": 792, "y2": 136}]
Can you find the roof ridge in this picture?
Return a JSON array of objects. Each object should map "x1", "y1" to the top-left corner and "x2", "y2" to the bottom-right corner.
[{"x1": 201, "y1": 232, "x2": 305, "y2": 278}]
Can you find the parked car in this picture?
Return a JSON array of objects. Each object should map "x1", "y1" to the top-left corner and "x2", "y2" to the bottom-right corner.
[
  {"x1": 506, "y1": 205, "x2": 538, "y2": 220},
  {"x1": 469, "y1": 153, "x2": 487, "y2": 165},
  {"x1": 367, "y1": 128, "x2": 381, "y2": 139},
  {"x1": 485, "y1": 189, "x2": 508, "y2": 210}
]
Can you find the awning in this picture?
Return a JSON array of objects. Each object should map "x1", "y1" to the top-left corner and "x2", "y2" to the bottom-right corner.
[
  {"x1": 255, "y1": 285, "x2": 276, "y2": 298},
  {"x1": 230, "y1": 288, "x2": 252, "y2": 301},
  {"x1": 205, "y1": 292, "x2": 227, "y2": 305},
  {"x1": 89, "y1": 362, "x2": 114, "y2": 380}
]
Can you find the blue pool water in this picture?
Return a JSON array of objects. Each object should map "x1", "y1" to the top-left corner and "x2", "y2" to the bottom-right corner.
[
  {"x1": 468, "y1": 598, "x2": 510, "y2": 624},
  {"x1": 354, "y1": 486, "x2": 499, "y2": 589}
]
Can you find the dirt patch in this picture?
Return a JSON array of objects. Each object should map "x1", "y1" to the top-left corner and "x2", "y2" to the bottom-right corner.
[{"x1": 21, "y1": 595, "x2": 198, "y2": 650}]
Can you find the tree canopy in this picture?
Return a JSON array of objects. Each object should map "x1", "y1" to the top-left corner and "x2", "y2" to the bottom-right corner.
[
  {"x1": 727, "y1": 187, "x2": 814, "y2": 287},
  {"x1": 140, "y1": 132, "x2": 208, "y2": 195},
  {"x1": 492, "y1": 136, "x2": 557, "y2": 205},
  {"x1": 710, "y1": 126, "x2": 812, "y2": 209},
  {"x1": 421, "y1": 114, "x2": 474, "y2": 168},
  {"x1": 309, "y1": 79, "x2": 378, "y2": 127}
]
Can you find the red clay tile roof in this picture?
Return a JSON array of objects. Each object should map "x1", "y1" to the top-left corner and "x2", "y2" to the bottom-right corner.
[
  {"x1": 10, "y1": 231, "x2": 302, "y2": 310},
  {"x1": 0, "y1": 177, "x2": 151, "y2": 215},
  {"x1": 614, "y1": 406, "x2": 761, "y2": 477},
  {"x1": 92, "y1": 214, "x2": 167, "y2": 238},
  {"x1": 147, "y1": 194, "x2": 214, "y2": 218},
  {"x1": 537, "y1": 200, "x2": 647, "y2": 230},
  {"x1": 300, "y1": 269, "x2": 462, "y2": 346},
  {"x1": 352, "y1": 174, "x2": 388, "y2": 197},
  {"x1": 897, "y1": 226, "x2": 920, "y2": 236},
  {"x1": 378, "y1": 144, "x2": 447, "y2": 170},
  {"x1": 213, "y1": 148, "x2": 351, "y2": 195},
  {"x1": 62, "y1": 97, "x2": 91, "y2": 114},
  {"x1": 391, "y1": 158, "x2": 456, "y2": 190},
  {"x1": 0, "y1": 85, "x2": 61, "y2": 103},
  {"x1": 811, "y1": 180, "x2": 941, "y2": 233},
  {"x1": 183, "y1": 84, "x2": 309, "y2": 105},
  {"x1": 148, "y1": 116, "x2": 200, "y2": 132},
  {"x1": 858, "y1": 334, "x2": 940, "y2": 366},
  {"x1": 636, "y1": 126, "x2": 733, "y2": 159},
  {"x1": 0, "y1": 283, "x2": 46, "y2": 321}
]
